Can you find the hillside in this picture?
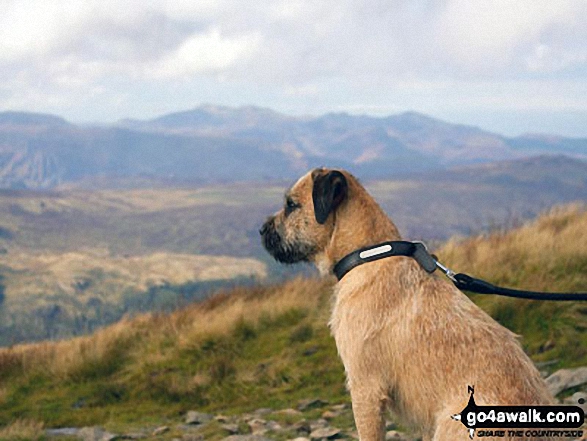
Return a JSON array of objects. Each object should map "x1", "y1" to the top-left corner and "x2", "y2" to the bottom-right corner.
[
  {"x1": 0, "y1": 205, "x2": 585, "y2": 439},
  {"x1": 0, "y1": 106, "x2": 586, "y2": 189},
  {"x1": 0, "y1": 155, "x2": 585, "y2": 346}
]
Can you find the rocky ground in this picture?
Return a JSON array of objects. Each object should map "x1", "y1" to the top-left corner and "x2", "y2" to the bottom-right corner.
[
  {"x1": 44, "y1": 398, "x2": 412, "y2": 441},
  {"x1": 43, "y1": 367, "x2": 587, "y2": 441}
]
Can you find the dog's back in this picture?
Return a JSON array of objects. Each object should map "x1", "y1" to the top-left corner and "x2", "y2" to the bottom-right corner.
[{"x1": 330, "y1": 256, "x2": 556, "y2": 441}]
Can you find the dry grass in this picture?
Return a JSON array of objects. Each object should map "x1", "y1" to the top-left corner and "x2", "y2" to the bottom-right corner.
[
  {"x1": 437, "y1": 203, "x2": 587, "y2": 293},
  {"x1": 0, "y1": 275, "x2": 331, "y2": 380},
  {"x1": 436, "y1": 204, "x2": 587, "y2": 366},
  {"x1": 0, "y1": 419, "x2": 44, "y2": 440}
]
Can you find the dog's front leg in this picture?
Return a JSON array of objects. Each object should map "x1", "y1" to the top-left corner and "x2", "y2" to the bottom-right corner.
[{"x1": 348, "y1": 379, "x2": 387, "y2": 441}]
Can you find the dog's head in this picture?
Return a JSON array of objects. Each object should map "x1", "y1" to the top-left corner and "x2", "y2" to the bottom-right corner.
[{"x1": 260, "y1": 168, "x2": 348, "y2": 264}]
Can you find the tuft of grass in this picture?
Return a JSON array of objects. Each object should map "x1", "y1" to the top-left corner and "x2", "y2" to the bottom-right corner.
[
  {"x1": 0, "y1": 419, "x2": 44, "y2": 440},
  {"x1": 437, "y1": 203, "x2": 587, "y2": 368}
]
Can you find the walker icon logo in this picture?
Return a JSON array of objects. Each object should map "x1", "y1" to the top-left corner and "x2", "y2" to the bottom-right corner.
[{"x1": 451, "y1": 386, "x2": 585, "y2": 439}]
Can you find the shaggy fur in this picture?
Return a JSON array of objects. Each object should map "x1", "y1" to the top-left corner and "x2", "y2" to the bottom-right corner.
[{"x1": 261, "y1": 168, "x2": 556, "y2": 441}]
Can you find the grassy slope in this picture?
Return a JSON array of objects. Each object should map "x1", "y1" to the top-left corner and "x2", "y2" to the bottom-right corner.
[
  {"x1": 0, "y1": 205, "x2": 586, "y2": 438},
  {"x1": 439, "y1": 203, "x2": 587, "y2": 368}
]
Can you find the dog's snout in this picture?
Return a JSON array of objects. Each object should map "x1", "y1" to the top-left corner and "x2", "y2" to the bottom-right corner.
[{"x1": 259, "y1": 216, "x2": 275, "y2": 236}]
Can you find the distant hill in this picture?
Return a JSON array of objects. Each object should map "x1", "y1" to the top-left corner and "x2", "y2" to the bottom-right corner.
[
  {"x1": 0, "y1": 154, "x2": 584, "y2": 345},
  {"x1": 0, "y1": 105, "x2": 585, "y2": 188}
]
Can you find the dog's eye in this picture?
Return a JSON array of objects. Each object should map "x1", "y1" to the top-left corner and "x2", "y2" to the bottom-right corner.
[{"x1": 285, "y1": 198, "x2": 300, "y2": 215}]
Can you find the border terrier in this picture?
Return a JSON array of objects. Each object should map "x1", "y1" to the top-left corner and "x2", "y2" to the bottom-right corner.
[{"x1": 260, "y1": 168, "x2": 555, "y2": 441}]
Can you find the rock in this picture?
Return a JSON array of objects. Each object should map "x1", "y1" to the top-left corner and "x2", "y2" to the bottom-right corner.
[
  {"x1": 124, "y1": 433, "x2": 147, "y2": 439},
  {"x1": 45, "y1": 428, "x2": 80, "y2": 437},
  {"x1": 182, "y1": 435, "x2": 204, "y2": 441},
  {"x1": 78, "y1": 427, "x2": 118, "y2": 441},
  {"x1": 185, "y1": 411, "x2": 214, "y2": 425},
  {"x1": 564, "y1": 391, "x2": 587, "y2": 413},
  {"x1": 274, "y1": 408, "x2": 303, "y2": 417},
  {"x1": 266, "y1": 420, "x2": 282, "y2": 431},
  {"x1": 303, "y1": 347, "x2": 319, "y2": 356},
  {"x1": 385, "y1": 420, "x2": 397, "y2": 431},
  {"x1": 248, "y1": 418, "x2": 267, "y2": 435},
  {"x1": 330, "y1": 404, "x2": 348, "y2": 411},
  {"x1": 321, "y1": 410, "x2": 338, "y2": 419},
  {"x1": 222, "y1": 436, "x2": 273, "y2": 441},
  {"x1": 215, "y1": 415, "x2": 232, "y2": 423},
  {"x1": 310, "y1": 419, "x2": 329, "y2": 431},
  {"x1": 152, "y1": 426, "x2": 170, "y2": 436},
  {"x1": 545, "y1": 367, "x2": 587, "y2": 395},
  {"x1": 309, "y1": 427, "x2": 342, "y2": 440},
  {"x1": 221, "y1": 423, "x2": 241, "y2": 434},
  {"x1": 386, "y1": 430, "x2": 409, "y2": 441},
  {"x1": 289, "y1": 438, "x2": 311, "y2": 441},
  {"x1": 293, "y1": 420, "x2": 311, "y2": 434},
  {"x1": 253, "y1": 408, "x2": 273, "y2": 416},
  {"x1": 297, "y1": 398, "x2": 329, "y2": 411}
]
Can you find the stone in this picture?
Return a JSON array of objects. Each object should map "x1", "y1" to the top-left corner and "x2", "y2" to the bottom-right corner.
[
  {"x1": 293, "y1": 420, "x2": 311, "y2": 434},
  {"x1": 215, "y1": 415, "x2": 232, "y2": 423},
  {"x1": 303, "y1": 347, "x2": 319, "y2": 356},
  {"x1": 274, "y1": 408, "x2": 303, "y2": 417},
  {"x1": 386, "y1": 430, "x2": 409, "y2": 441},
  {"x1": 385, "y1": 420, "x2": 397, "y2": 431},
  {"x1": 297, "y1": 398, "x2": 329, "y2": 411},
  {"x1": 185, "y1": 411, "x2": 214, "y2": 425},
  {"x1": 124, "y1": 432, "x2": 147, "y2": 439},
  {"x1": 330, "y1": 404, "x2": 348, "y2": 411},
  {"x1": 253, "y1": 408, "x2": 273, "y2": 416},
  {"x1": 309, "y1": 427, "x2": 342, "y2": 440},
  {"x1": 45, "y1": 428, "x2": 80, "y2": 437},
  {"x1": 266, "y1": 420, "x2": 282, "y2": 431},
  {"x1": 248, "y1": 418, "x2": 267, "y2": 435},
  {"x1": 152, "y1": 426, "x2": 170, "y2": 436},
  {"x1": 564, "y1": 391, "x2": 587, "y2": 412},
  {"x1": 289, "y1": 438, "x2": 310, "y2": 441},
  {"x1": 309, "y1": 419, "x2": 329, "y2": 431},
  {"x1": 321, "y1": 410, "x2": 338, "y2": 419},
  {"x1": 221, "y1": 424, "x2": 241, "y2": 434},
  {"x1": 222, "y1": 436, "x2": 273, "y2": 441},
  {"x1": 78, "y1": 427, "x2": 118, "y2": 441},
  {"x1": 545, "y1": 366, "x2": 587, "y2": 395},
  {"x1": 182, "y1": 435, "x2": 204, "y2": 441}
]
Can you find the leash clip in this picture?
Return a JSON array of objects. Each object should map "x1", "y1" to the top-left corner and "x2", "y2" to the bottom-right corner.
[{"x1": 435, "y1": 260, "x2": 457, "y2": 283}]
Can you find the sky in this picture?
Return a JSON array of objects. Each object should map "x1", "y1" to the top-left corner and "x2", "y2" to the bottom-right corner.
[{"x1": 1, "y1": 0, "x2": 587, "y2": 137}]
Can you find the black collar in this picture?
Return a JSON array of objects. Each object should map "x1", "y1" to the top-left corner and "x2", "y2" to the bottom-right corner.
[{"x1": 333, "y1": 240, "x2": 438, "y2": 281}]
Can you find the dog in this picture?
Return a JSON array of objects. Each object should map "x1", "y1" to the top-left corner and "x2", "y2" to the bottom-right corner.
[{"x1": 260, "y1": 168, "x2": 557, "y2": 441}]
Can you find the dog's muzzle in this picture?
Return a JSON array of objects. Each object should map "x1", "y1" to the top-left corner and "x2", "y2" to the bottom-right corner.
[{"x1": 259, "y1": 216, "x2": 315, "y2": 264}]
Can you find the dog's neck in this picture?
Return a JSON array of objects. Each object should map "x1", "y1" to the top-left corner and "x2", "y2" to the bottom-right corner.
[{"x1": 315, "y1": 184, "x2": 402, "y2": 276}]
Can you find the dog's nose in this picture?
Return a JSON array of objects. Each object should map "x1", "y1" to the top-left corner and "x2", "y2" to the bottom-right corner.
[{"x1": 259, "y1": 216, "x2": 275, "y2": 236}]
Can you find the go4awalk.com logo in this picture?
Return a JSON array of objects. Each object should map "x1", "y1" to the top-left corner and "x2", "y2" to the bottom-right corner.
[{"x1": 451, "y1": 386, "x2": 585, "y2": 439}]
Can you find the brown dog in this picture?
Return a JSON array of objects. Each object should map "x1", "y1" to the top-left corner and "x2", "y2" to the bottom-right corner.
[{"x1": 260, "y1": 168, "x2": 556, "y2": 441}]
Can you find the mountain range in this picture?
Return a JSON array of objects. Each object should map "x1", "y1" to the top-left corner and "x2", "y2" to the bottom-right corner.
[{"x1": 0, "y1": 105, "x2": 585, "y2": 189}]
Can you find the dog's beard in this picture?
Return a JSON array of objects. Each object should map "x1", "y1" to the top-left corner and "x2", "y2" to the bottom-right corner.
[{"x1": 262, "y1": 227, "x2": 316, "y2": 264}]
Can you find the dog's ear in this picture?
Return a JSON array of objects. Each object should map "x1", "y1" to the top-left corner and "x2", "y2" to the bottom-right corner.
[{"x1": 312, "y1": 169, "x2": 348, "y2": 224}]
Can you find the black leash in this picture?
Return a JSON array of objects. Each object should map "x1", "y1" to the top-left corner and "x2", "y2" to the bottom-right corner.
[{"x1": 333, "y1": 240, "x2": 587, "y2": 301}]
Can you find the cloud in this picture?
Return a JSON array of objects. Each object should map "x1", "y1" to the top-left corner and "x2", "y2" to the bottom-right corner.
[
  {"x1": 149, "y1": 28, "x2": 262, "y2": 79},
  {"x1": 0, "y1": 0, "x2": 586, "y2": 135}
]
